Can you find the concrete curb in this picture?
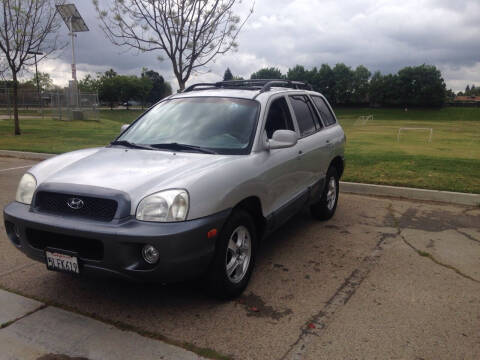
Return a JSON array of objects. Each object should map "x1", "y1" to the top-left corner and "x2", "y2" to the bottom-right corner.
[
  {"x1": 341, "y1": 181, "x2": 480, "y2": 207},
  {"x1": 1, "y1": 150, "x2": 478, "y2": 207},
  {"x1": 0, "y1": 149, "x2": 54, "y2": 161}
]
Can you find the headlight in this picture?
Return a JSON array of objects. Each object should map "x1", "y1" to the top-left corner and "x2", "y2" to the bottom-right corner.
[
  {"x1": 136, "y1": 190, "x2": 189, "y2": 222},
  {"x1": 16, "y1": 173, "x2": 37, "y2": 205}
]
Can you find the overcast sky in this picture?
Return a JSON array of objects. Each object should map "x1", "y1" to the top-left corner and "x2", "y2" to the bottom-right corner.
[{"x1": 36, "y1": 0, "x2": 480, "y2": 92}]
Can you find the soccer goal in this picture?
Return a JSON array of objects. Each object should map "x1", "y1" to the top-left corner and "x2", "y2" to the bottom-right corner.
[
  {"x1": 354, "y1": 114, "x2": 373, "y2": 125},
  {"x1": 397, "y1": 127, "x2": 433, "y2": 143}
]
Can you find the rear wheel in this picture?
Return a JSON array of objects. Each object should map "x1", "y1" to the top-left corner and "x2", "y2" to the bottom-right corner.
[
  {"x1": 206, "y1": 210, "x2": 256, "y2": 299},
  {"x1": 310, "y1": 167, "x2": 339, "y2": 220}
]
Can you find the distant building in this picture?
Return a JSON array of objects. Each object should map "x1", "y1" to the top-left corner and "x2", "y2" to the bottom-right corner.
[{"x1": 454, "y1": 95, "x2": 480, "y2": 103}]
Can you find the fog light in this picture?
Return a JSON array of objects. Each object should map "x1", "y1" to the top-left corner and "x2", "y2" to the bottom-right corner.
[{"x1": 142, "y1": 244, "x2": 159, "y2": 264}]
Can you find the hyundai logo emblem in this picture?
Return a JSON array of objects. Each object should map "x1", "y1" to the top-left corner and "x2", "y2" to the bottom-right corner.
[{"x1": 66, "y1": 197, "x2": 84, "y2": 210}]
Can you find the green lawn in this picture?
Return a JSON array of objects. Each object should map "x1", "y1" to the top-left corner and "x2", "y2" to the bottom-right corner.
[
  {"x1": 0, "y1": 110, "x2": 143, "y2": 154},
  {"x1": 336, "y1": 107, "x2": 480, "y2": 193},
  {"x1": 0, "y1": 107, "x2": 479, "y2": 193}
]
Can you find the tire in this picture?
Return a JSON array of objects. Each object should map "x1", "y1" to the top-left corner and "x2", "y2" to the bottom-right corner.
[
  {"x1": 206, "y1": 209, "x2": 257, "y2": 299},
  {"x1": 310, "y1": 167, "x2": 339, "y2": 221}
]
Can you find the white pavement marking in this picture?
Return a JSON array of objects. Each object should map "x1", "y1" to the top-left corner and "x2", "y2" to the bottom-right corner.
[{"x1": 0, "y1": 165, "x2": 33, "y2": 172}]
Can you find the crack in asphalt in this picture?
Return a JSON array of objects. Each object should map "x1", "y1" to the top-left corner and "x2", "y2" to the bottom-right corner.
[
  {"x1": 280, "y1": 206, "x2": 397, "y2": 360},
  {"x1": 455, "y1": 229, "x2": 480, "y2": 244},
  {"x1": 400, "y1": 234, "x2": 480, "y2": 284}
]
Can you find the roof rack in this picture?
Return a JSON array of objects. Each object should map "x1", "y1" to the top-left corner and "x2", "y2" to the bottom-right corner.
[{"x1": 183, "y1": 79, "x2": 313, "y2": 94}]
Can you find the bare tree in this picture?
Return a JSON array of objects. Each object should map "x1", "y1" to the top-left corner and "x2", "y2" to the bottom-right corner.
[
  {"x1": 0, "y1": 0, "x2": 63, "y2": 135},
  {"x1": 93, "y1": 0, "x2": 254, "y2": 91}
]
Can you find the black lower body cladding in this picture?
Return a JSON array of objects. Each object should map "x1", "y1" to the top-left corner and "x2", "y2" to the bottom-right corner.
[{"x1": 3, "y1": 201, "x2": 231, "y2": 283}]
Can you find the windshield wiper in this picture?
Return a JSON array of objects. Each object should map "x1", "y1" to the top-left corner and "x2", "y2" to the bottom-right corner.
[
  {"x1": 110, "y1": 140, "x2": 154, "y2": 150},
  {"x1": 149, "y1": 142, "x2": 217, "y2": 154}
]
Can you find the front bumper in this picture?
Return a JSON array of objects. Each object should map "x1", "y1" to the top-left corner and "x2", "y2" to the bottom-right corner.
[{"x1": 3, "y1": 202, "x2": 230, "y2": 282}]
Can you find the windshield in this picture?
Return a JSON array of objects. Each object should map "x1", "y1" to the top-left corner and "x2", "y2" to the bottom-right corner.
[{"x1": 116, "y1": 97, "x2": 260, "y2": 155}]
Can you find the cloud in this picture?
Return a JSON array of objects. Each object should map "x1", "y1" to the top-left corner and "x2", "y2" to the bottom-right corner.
[{"x1": 32, "y1": 0, "x2": 479, "y2": 92}]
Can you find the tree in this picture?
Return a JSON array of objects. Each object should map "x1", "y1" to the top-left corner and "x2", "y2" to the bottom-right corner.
[
  {"x1": 397, "y1": 65, "x2": 446, "y2": 107},
  {"x1": 313, "y1": 64, "x2": 335, "y2": 104},
  {"x1": 141, "y1": 68, "x2": 172, "y2": 104},
  {"x1": 250, "y1": 67, "x2": 284, "y2": 80},
  {"x1": 352, "y1": 65, "x2": 371, "y2": 104},
  {"x1": 368, "y1": 71, "x2": 385, "y2": 107},
  {"x1": 78, "y1": 74, "x2": 101, "y2": 93},
  {"x1": 332, "y1": 63, "x2": 354, "y2": 105},
  {"x1": 287, "y1": 65, "x2": 310, "y2": 83},
  {"x1": 25, "y1": 72, "x2": 53, "y2": 92},
  {"x1": 94, "y1": 0, "x2": 253, "y2": 91},
  {"x1": 0, "y1": 0, "x2": 63, "y2": 135},
  {"x1": 223, "y1": 68, "x2": 233, "y2": 81}
]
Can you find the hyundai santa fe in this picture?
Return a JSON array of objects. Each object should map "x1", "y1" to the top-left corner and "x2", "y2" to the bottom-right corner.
[{"x1": 4, "y1": 79, "x2": 346, "y2": 298}]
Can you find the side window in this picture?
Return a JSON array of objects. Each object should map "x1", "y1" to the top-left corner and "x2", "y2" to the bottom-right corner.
[
  {"x1": 312, "y1": 96, "x2": 336, "y2": 126},
  {"x1": 264, "y1": 97, "x2": 294, "y2": 139},
  {"x1": 289, "y1": 95, "x2": 320, "y2": 137}
]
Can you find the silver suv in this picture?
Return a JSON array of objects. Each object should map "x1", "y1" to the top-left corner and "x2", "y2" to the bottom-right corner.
[{"x1": 4, "y1": 80, "x2": 345, "y2": 298}]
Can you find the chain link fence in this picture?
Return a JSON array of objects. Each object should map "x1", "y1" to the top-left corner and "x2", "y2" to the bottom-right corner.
[{"x1": 0, "y1": 87, "x2": 99, "y2": 121}]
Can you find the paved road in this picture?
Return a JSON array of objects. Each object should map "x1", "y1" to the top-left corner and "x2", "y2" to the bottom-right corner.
[{"x1": 1, "y1": 155, "x2": 479, "y2": 360}]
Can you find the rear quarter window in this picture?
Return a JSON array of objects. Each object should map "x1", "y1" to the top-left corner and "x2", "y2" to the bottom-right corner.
[
  {"x1": 289, "y1": 95, "x2": 320, "y2": 137},
  {"x1": 312, "y1": 96, "x2": 336, "y2": 126}
]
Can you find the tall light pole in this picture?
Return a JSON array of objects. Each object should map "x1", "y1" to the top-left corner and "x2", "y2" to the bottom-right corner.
[
  {"x1": 27, "y1": 50, "x2": 43, "y2": 103},
  {"x1": 56, "y1": 4, "x2": 89, "y2": 108}
]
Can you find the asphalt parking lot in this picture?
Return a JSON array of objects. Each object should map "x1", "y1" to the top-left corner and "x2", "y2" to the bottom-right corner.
[{"x1": 1, "y1": 155, "x2": 479, "y2": 360}]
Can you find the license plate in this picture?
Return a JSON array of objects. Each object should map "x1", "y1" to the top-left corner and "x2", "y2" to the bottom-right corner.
[{"x1": 45, "y1": 249, "x2": 79, "y2": 274}]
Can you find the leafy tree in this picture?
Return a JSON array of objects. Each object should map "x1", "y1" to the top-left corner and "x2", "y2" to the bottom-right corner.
[
  {"x1": 78, "y1": 74, "x2": 101, "y2": 93},
  {"x1": 352, "y1": 65, "x2": 371, "y2": 104},
  {"x1": 98, "y1": 76, "x2": 120, "y2": 110},
  {"x1": 397, "y1": 65, "x2": 446, "y2": 107},
  {"x1": 94, "y1": 0, "x2": 253, "y2": 91},
  {"x1": 250, "y1": 67, "x2": 284, "y2": 80},
  {"x1": 118, "y1": 76, "x2": 148, "y2": 109},
  {"x1": 223, "y1": 68, "x2": 233, "y2": 81},
  {"x1": 24, "y1": 72, "x2": 54, "y2": 92},
  {"x1": 0, "y1": 0, "x2": 64, "y2": 135},
  {"x1": 313, "y1": 64, "x2": 335, "y2": 104},
  {"x1": 332, "y1": 63, "x2": 354, "y2": 105},
  {"x1": 368, "y1": 71, "x2": 385, "y2": 107},
  {"x1": 141, "y1": 69, "x2": 172, "y2": 104},
  {"x1": 287, "y1": 65, "x2": 310, "y2": 83}
]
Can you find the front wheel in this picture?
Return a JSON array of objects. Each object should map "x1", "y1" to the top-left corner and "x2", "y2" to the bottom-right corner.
[
  {"x1": 206, "y1": 210, "x2": 256, "y2": 299},
  {"x1": 310, "y1": 167, "x2": 339, "y2": 220}
]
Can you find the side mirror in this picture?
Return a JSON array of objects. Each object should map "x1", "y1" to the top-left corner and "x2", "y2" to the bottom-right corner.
[
  {"x1": 120, "y1": 124, "x2": 130, "y2": 133},
  {"x1": 267, "y1": 130, "x2": 298, "y2": 150}
]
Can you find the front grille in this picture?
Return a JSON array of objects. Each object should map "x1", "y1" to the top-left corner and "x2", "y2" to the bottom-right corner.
[
  {"x1": 26, "y1": 228, "x2": 104, "y2": 260},
  {"x1": 35, "y1": 191, "x2": 118, "y2": 222}
]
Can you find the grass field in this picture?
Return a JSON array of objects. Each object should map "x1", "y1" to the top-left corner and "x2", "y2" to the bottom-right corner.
[
  {"x1": 0, "y1": 107, "x2": 479, "y2": 193},
  {"x1": 336, "y1": 107, "x2": 480, "y2": 193}
]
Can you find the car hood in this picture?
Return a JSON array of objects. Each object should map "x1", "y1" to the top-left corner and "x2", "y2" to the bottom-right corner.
[{"x1": 33, "y1": 147, "x2": 233, "y2": 201}]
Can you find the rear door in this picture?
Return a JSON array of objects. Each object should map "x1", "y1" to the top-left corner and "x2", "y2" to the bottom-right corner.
[{"x1": 287, "y1": 94, "x2": 330, "y2": 190}]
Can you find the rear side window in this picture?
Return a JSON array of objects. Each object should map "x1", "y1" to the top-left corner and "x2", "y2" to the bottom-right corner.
[
  {"x1": 312, "y1": 96, "x2": 336, "y2": 126},
  {"x1": 289, "y1": 95, "x2": 320, "y2": 137},
  {"x1": 265, "y1": 97, "x2": 294, "y2": 139}
]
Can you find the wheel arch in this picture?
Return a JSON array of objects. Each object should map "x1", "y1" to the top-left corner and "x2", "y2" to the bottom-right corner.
[
  {"x1": 329, "y1": 156, "x2": 344, "y2": 178},
  {"x1": 232, "y1": 196, "x2": 267, "y2": 241}
]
